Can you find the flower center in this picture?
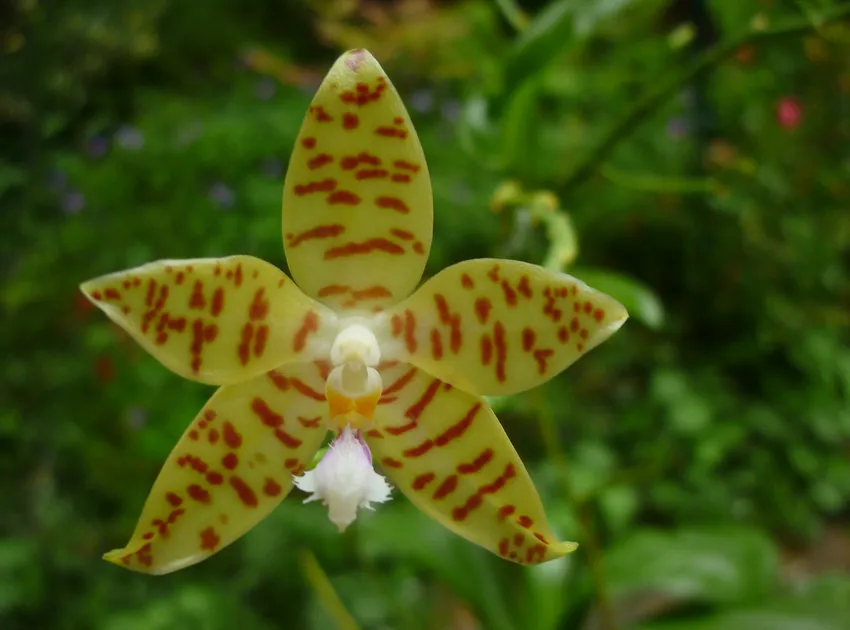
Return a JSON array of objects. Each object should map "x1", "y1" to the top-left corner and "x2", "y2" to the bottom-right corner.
[{"x1": 325, "y1": 324, "x2": 383, "y2": 430}]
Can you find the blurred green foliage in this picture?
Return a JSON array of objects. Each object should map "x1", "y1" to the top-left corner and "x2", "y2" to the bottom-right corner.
[{"x1": 2, "y1": 0, "x2": 850, "y2": 629}]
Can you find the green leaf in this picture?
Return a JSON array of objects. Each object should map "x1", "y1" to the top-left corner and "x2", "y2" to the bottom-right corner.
[
  {"x1": 571, "y1": 266, "x2": 664, "y2": 329},
  {"x1": 605, "y1": 528, "x2": 778, "y2": 606},
  {"x1": 504, "y1": 0, "x2": 577, "y2": 89}
]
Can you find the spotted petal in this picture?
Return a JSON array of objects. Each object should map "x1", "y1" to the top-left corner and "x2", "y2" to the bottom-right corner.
[
  {"x1": 103, "y1": 362, "x2": 329, "y2": 574},
  {"x1": 366, "y1": 363, "x2": 576, "y2": 564},
  {"x1": 282, "y1": 49, "x2": 433, "y2": 312},
  {"x1": 381, "y1": 259, "x2": 628, "y2": 396},
  {"x1": 81, "y1": 256, "x2": 335, "y2": 386}
]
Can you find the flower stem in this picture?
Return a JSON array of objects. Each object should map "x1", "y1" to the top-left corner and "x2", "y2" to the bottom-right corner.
[{"x1": 299, "y1": 549, "x2": 362, "y2": 630}]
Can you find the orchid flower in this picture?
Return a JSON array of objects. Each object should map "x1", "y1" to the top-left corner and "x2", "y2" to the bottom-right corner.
[{"x1": 82, "y1": 49, "x2": 628, "y2": 575}]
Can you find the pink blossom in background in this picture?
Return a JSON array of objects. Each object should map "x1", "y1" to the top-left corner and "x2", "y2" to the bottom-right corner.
[{"x1": 776, "y1": 96, "x2": 803, "y2": 129}]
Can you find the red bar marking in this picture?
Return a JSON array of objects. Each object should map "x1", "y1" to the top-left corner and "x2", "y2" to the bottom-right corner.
[
  {"x1": 327, "y1": 190, "x2": 361, "y2": 205},
  {"x1": 433, "y1": 475, "x2": 458, "y2": 499},
  {"x1": 341, "y1": 152, "x2": 381, "y2": 169},
  {"x1": 390, "y1": 228, "x2": 414, "y2": 240},
  {"x1": 430, "y1": 329, "x2": 443, "y2": 360},
  {"x1": 275, "y1": 427, "x2": 302, "y2": 448},
  {"x1": 435, "y1": 294, "x2": 462, "y2": 353},
  {"x1": 375, "y1": 126, "x2": 408, "y2": 138},
  {"x1": 406, "y1": 378, "x2": 441, "y2": 420},
  {"x1": 403, "y1": 439, "x2": 434, "y2": 458},
  {"x1": 254, "y1": 324, "x2": 268, "y2": 357},
  {"x1": 264, "y1": 478, "x2": 282, "y2": 497},
  {"x1": 165, "y1": 492, "x2": 183, "y2": 507},
  {"x1": 294, "y1": 179, "x2": 337, "y2": 196},
  {"x1": 494, "y1": 322, "x2": 507, "y2": 383},
  {"x1": 211, "y1": 288, "x2": 224, "y2": 317},
  {"x1": 293, "y1": 311, "x2": 318, "y2": 352},
  {"x1": 481, "y1": 334, "x2": 493, "y2": 365},
  {"x1": 394, "y1": 160, "x2": 420, "y2": 172},
  {"x1": 412, "y1": 472, "x2": 435, "y2": 490},
  {"x1": 522, "y1": 328, "x2": 536, "y2": 352},
  {"x1": 223, "y1": 421, "x2": 243, "y2": 449},
  {"x1": 392, "y1": 116, "x2": 403, "y2": 124},
  {"x1": 487, "y1": 265, "x2": 500, "y2": 282},
  {"x1": 518, "y1": 515, "x2": 534, "y2": 528},
  {"x1": 342, "y1": 112, "x2": 359, "y2": 129},
  {"x1": 301, "y1": 137, "x2": 316, "y2": 149},
  {"x1": 222, "y1": 452, "x2": 238, "y2": 470},
  {"x1": 452, "y1": 464, "x2": 517, "y2": 522},
  {"x1": 268, "y1": 370, "x2": 289, "y2": 391},
  {"x1": 249, "y1": 288, "x2": 269, "y2": 321},
  {"x1": 145, "y1": 279, "x2": 156, "y2": 306},
  {"x1": 534, "y1": 532, "x2": 548, "y2": 544},
  {"x1": 229, "y1": 476, "x2": 258, "y2": 507},
  {"x1": 514, "y1": 533, "x2": 525, "y2": 546},
  {"x1": 435, "y1": 404, "x2": 479, "y2": 447},
  {"x1": 237, "y1": 323, "x2": 253, "y2": 365},
  {"x1": 391, "y1": 314, "x2": 403, "y2": 337},
  {"x1": 355, "y1": 169, "x2": 388, "y2": 180},
  {"x1": 251, "y1": 397, "x2": 282, "y2": 427},
  {"x1": 298, "y1": 415, "x2": 321, "y2": 428},
  {"x1": 234, "y1": 264, "x2": 243, "y2": 287},
  {"x1": 498, "y1": 505, "x2": 515, "y2": 520},
  {"x1": 383, "y1": 366, "x2": 417, "y2": 396},
  {"x1": 391, "y1": 173, "x2": 411, "y2": 183},
  {"x1": 501, "y1": 280, "x2": 518, "y2": 306},
  {"x1": 385, "y1": 420, "x2": 417, "y2": 436},
  {"x1": 517, "y1": 276, "x2": 532, "y2": 298},
  {"x1": 475, "y1": 297, "x2": 492, "y2": 325},
  {"x1": 458, "y1": 448, "x2": 493, "y2": 475},
  {"x1": 403, "y1": 309, "x2": 417, "y2": 353},
  {"x1": 284, "y1": 458, "x2": 299, "y2": 469},
  {"x1": 557, "y1": 326, "x2": 569, "y2": 343},
  {"x1": 351, "y1": 285, "x2": 392, "y2": 300},
  {"x1": 570, "y1": 317, "x2": 580, "y2": 332},
  {"x1": 365, "y1": 429, "x2": 383, "y2": 439},
  {"x1": 324, "y1": 238, "x2": 404, "y2": 259},
  {"x1": 499, "y1": 538, "x2": 510, "y2": 556},
  {"x1": 290, "y1": 377, "x2": 325, "y2": 401},
  {"x1": 461, "y1": 274, "x2": 474, "y2": 289},
  {"x1": 200, "y1": 526, "x2": 220, "y2": 551},
  {"x1": 533, "y1": 348, "x2": 553, "y2": 373},
  {"x1": 376, "y1": 196, "x2": 410, "y2": 214},
  {"x1": 187, "y1": 484, "x2": 211, "y2": 503},
  {"x1": 104, "y1": 288, "x2": 121, "y2": 300},
  {"x1": 381, "y1": 457, "x2": 403, "y2": 469},
  {"x1": 307, "y1": 153, "x2": 333, "y2": 170},
  {"x1": 318, "y1": 284, "x2": 350, "y2": 297}
]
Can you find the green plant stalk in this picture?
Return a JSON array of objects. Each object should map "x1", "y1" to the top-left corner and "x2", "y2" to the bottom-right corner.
[
  {"x1": 300, "y1": 549, "x2": 362, "y2": 630},
  {"x1": 559, "y1": 2, "x2": 850, "y2": 193},
  {"x1": 533, "y1": 388, "x2": 616, "y2": 630},
  {"x1": 493, "y1": 0, "x2": 529, "y2": 32}
]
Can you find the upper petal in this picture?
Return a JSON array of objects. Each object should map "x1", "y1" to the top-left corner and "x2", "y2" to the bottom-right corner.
[
  {"x1": 81, "y1": 256, "x2": 336, "y2": 385},
  {"x1": 366, "y1": 363, "x2": 575, "y2": 565},
  {"x1": 381, "y1": 259, "x2": 628, "y2": 396},
  {"x1": 103, "y1": 362, "x2": 329, "y2": 574},
  {"x1": 282, "y1": 49, "x2": 433, "y2": 312}
]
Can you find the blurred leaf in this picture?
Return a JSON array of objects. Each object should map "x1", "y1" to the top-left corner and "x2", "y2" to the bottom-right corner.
[
  {"x1": 605, "y1": 528, "x2": 778, "y2": 606},
  {"x1": 523, "y1": 555, "x2": 579, "y2": 630},
  {"x1": 571, "y1": 267, "x2": 664, "y2": 329}
]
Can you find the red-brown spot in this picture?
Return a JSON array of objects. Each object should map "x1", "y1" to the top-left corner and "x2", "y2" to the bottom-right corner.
[
  {"x1": 514, "y1": 533, "x2": 525, "y2": 547},
  {"x1": 433, "y1": 475, "x2": 458, "y2": 499},
  {"x1": 355, "y1": 168, "x2": 388, "y2": 180},
  {"x1": 251, "y1": 397, "x2": 282, "y2": 427},
  {"x1": 498, "y1": 505, "x2": 516, "y2": 520},
  {"x1": 430, "y1": 328, "x2": 443, "y2": 360},
  {"x1": 517, "y1": 276, "x2": 532, "y2": 299},
  {"x1": 413, "y1": 241, "x2": 425, "y2": 254},
  {"x1": 310, "y1": 105, "x2": 333, "y2": 122},
  {"x1": 307, "y1": 153, "x2": 333, "y2": 170},
  {"x1": 234, "y1": 264, "x2": 243, "y2": 287},
  {"x1": 570, "y1": 317, "x2": 580, "y2": 332},
  {"x1": 168, "y1": 317, "x2": 187, "y2": 332},
  {"x1": 209, "y1": 288, "x2": 224, "y2": 317},
  {"x1": 394, "y1": 160, "x2": 420, "y2": 172},
  {"x1": 263, "y1": 478, "x2": 283, "y2": 497},
  {"x1": 342, "y1": 112, "x2": 359, "y2": 129},
  {"x1": 253, "y1": 324, "x2": 268, "y2": 357},
  {"x1": 557, "y1": 326, "x2": 569, "y2": 343},
  {"x1": 325, "y1": 238, "x2": 404, "y2": 259},
  {"x1": 461, "y1": 274, "x2": 474, "y2": 289},
  {"x1": 390, "y1": 228, "x2": 414, "y2": 240},
  {"x1": 165, "y1": 492, "x2": 183, "y2": 507},
  {"x1": 393, "y1": 116, "x2": 403, "y2": 124},
  {"x1": 534, "y1": 348, "x2": 553, "y2": 374},
  {"x1": 274, "y1": 426, "x2": 303, "y2": 449},
  {"x1": 268, "y1": 371, "x2": 290, "y2": 391},
  {"x1": 351, "y1": 285, "x2": 392, "y2": 301},
  {"x1": 391, "y1": 173, "x2": 411, "y2": 183},
  {"x1": 458, "y1": 448, "x2": 493, "y2": 475},
  {"x1": 381, "y1": 457, "x2": 403, "y2": 469},
  {"x1": 412, "y1": 472, "x2": 435, "y2": 490},
  {"x1": 522, "y1": 327, "x2": 536, "y2": 352},
  {"x1": 229, "y1": 476, "x2": 258, "y2": 507},
  {"x1": 223, "y1": 421, "x2": 243, "y2": 449},
  {"x1": 318, "y1": 284, "x2": 350, "y2": 297},
  {"x1": 375, "y1": 126, "x2": 408, "y2": 139},
  {"x1": 298, "y1": 416, "x2": 321, "y2": 428},
  {"x1": 403, "y1": 309, "x2": 417, "y2": 353},
  {"x1": 142, "y1": 532, "x2": 154, "y2": 540},
  {"x1": 376, "y1": 196, "x2": 410, "y2": 214},
  {"x1": 288, "y1": 224, "x2": 345, "y2": 248},
  {"x1": 534, "y1": 532, "x2": 548, "y2": 544},
  {"x1": 475, "y1": 298, "x2": 492, "y2": 325},
  {"x1": 301, "y1": 137, "x2": 317, "y2": 149},
  {"x1": 390, "y1": 314, "x2": 403, "y2": 337},
  {"x1": 249, "y1": 288, "x2": 269, "y2": 321},
  {"x1": 284, "y1": 458, "x2": 299, "y2": 469},
  {"x1": 593, "y1": 308, "x2": 606, "y2": 322},
  {"x1": 104, "y1": 288, "x2": 121, "y2": 301},
  {"x1": 294, "y1": 178, "x2": 338, "y2": 196},
  {"x1": 188, "y1": 484, "x2": 211, "y2": 504},
  {"x1": 222, "y1": 452, "x2": 239, "y2": 470},
  {"x1": 406, "y1": 378, "x2": 441, "y2": 421},
  {"x1": 188, "y1": 281, "x2": 206, "y2": 309},
  {"x1": 580, "y1": 329, "x2": 589, "y2": 340},
  {"x1": 327, "y1": 190, "x2": 361, "y2": 205},
  {"x1": 293, "y1": 311, "x2": 319, "y2": 352},
  {"x1": 237, "y1": 322, "x2": 253, "y2": 365},
  {"x1": 487, "y1": 265, "x2": 501, "y2": 283},
  {"x1": 501, "y1": 280, "x2": 518, "y2": 306},
  {"x1": 200, "y1": 526, "x2": 220, "y2": 551},
  {"x1": 403, "y1": 439, "x2": 434, "y2": 458},
  {"x1": 493, "y1": 322, "x2": 507, "y2": 382},
  {"x1": 481, "y1": 334, "x2": 493, "y2": 365},
  {"x1": 435, "y1": 404, "x2": 479, "y2": 447},
  {"x1": 188, "y1": 429, "x2": 199, "y2": 441},
  {"x1": 518, "y1": 515, "x2": 534, "y2": 528},
  {"x1": 206, "y1": 471, "x2": 224, "y2": 485},
  {"x1": 135, "y1": 543, "x2": 153, "y2": 567},
  {"x1": 584, "y1": 301, "x2": 593, "y2": 314},
  {"x1": 499, "y1": 538, "x2": 510, "y2": 557}
]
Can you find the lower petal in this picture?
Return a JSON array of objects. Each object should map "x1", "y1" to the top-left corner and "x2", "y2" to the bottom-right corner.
[
  {"x1": 366, "y1": 363, "x2": 576, "y2": 565},
  {"x1": 104, "y1": 362, "x2": 328, "y2": 574}
]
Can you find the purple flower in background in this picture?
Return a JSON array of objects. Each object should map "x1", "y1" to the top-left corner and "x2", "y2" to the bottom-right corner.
[
  {"x1": 255, "y1": 77, "x2": 277, "y2": 100},
  {"x1": 410, "y1": 89, "x2": 435, "y2": 114},
  {"x1": 62, "y1": 191, "x2": 85, "y2": 214},
  {"x1": 115, "y1": 125, "x2": 145, "y2": 150},
  {"x1": 87, "y1": 134, "x2": 109, "y2": 158},
  {"x1": 261, "y1": 157, "x2": 283, "y2": 179},
  {"x1": 208, "y1": 182, "x2": 235, "y2": 209},
  {"x1": 666, "y1": 117, "x2": 689, "y2": 140}
]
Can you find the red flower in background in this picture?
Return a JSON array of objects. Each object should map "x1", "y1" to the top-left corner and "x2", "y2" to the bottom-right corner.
[{"x1": 776, "y1": 96, "x2": 803, "y2": 129}]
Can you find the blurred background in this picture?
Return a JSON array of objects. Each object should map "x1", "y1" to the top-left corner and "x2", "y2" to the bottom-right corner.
[{"x1": 2, "y1": 0, "x2": 850, "y2": 628}]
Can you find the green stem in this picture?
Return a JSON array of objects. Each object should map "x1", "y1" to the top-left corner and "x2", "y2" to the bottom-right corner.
[
  {"x1": 559, "y1": 3, "x2": 850, "y2": 193},
  {"x1": 300, "y1": 549, "x2": 362, "y2": 630},
  {"x1": 533, "y1": 389, "x2": 617, "y2": 630},
  {"x1": 493, "y1": 0, "x2": 529, "y2": 32}
]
